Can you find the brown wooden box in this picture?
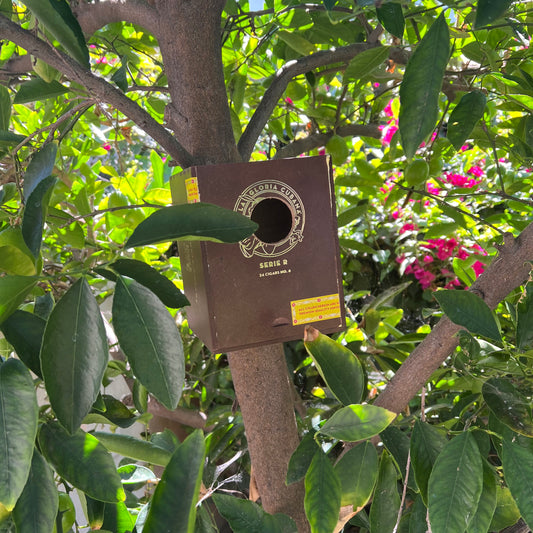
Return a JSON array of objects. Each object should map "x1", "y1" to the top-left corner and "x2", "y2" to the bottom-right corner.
[{"x1": 170, "y1": 156, "x2": 345, "y2": 353}]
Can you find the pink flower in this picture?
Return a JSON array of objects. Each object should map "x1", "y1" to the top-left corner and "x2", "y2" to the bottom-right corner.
[
  {"x1": 459, "y1": 145, "x2": 470, "y2": 152},
  {"x1": 285, "y1": 97, "x2": 293, "y2": 105},
  {"x1": 416, "y1": 270, "x2": 436, "y2": 289},
  {"x1": 499, "y1": 157, "x2": 507, "y2": 163},
  {"x1": 426, "y1": 182, "x2": 441, "y2": 195},
  {"x1": 467, "y1": 165, "x2": 484, "y2": 177},
  {"x1": 95, "y1": 57, "x2": 108, "y2": 64},
  {"x1": 442, "y1": 172, "x2": 480, "y2": 188},
  {"x1": 382, "y1": 123, "x2": 398, "y2": 145},
  {"x1": 399, "y1": 222, "x2": 417, "y2": 234},
  {"x1": 456, "y1": 248, "x2": 469, "y2": 260},
  {"x1": 423, "y1": 255, "x2": 433, "y2": 263},
  {"x1": 89, "y1": 44, "x2": 97, "y2": 49},
  {"x1": 318, "y1": 148, "x2": 326, "y2": 156},
  {"x1": 384, "y1": 100, "x2": 395, "y2": 117},
  {"x1": 472, "y1": 261, "x2": 485, "y2": 277},
  {"x1": 374, "y1": 82, "x2": 380, "y2": 88},
  {"x1": 444, "y1": 278, "x2": 461, "y2": 289},
  {"x1": 392, "y1": 210, "x2": 401, "y2": 219},
  {"x1": 103, "y1": 143, "x2": 111, "y2": 151}
]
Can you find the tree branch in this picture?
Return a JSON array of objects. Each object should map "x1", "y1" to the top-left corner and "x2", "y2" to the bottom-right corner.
[
  {"x1": 273, "y1": 123, "x2": 381, "y2": 159},
  {"x1": 238, "y1": 42, "x2": 378, "y2": 161},
  {"x1": 0, "y1": 14, "x2": 194, "y2": 168},
  {"x1": 72, "y1": 0, "x2": 159, "y2": 37},
  {"x1": 375, "y1": 226, "x2": 533, "y2": 415}
]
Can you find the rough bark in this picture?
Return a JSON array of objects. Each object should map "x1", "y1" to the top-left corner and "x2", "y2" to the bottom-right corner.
[{"x1": 375, "y1": 228, "x2": 533, "y2": 415}]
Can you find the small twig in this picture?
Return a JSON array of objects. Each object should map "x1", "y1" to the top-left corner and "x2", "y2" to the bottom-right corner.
[
  {"x1": 334, "y1": 85, "x2": 349, "y2": 132},
  {"x1": 421, "y1": 386, "x2": 426, "y2": 422},
  {"x1": 481, "y1": 120, "x2": 506, "y2": 193},
  {"x1": 392, "y1": 449, "x2": 411, "y2": 533}
]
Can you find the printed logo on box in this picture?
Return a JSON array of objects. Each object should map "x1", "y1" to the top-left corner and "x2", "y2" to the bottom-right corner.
[
  {"x1": 291, "y1": 294, "x2": 341, "y2": 325},
  {"x1": 185, "y1": 177, "x2": 200, "y2": 203}
]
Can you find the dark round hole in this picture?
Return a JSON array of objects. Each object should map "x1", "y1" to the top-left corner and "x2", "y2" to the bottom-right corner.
[{"x1": 250, "y1": 198, "x2": 293, "y2": 244}]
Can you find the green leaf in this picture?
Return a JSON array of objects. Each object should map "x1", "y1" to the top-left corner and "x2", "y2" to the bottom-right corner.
[
  {"x1": 38, "y1": 422, "x2": 125, "y2": 503},
  {"x1": 23, "y1": 143, "x2": 58, "y2": 200},
  {"x1": 0, "y1": 310, "x2": 45, "y2": 378},
  {"x1": 516, "y1": 283, "x2": 533, "y2": 350},
  {"x1": 447, "y1": 91, "x2": 486, "y2": 150},
  {"x1": 92, "y1": 431, "x2": 173, "y2": 467},
  {"x1": 304, "y1": 450, "x2": 341, "y2": 533},
  {"x1": 466, "y1": 460, "x2": 497, "y2": 533},
  {"x1": 21, "y1": 175, "x2": 57, "y2": 258},
  {"x1": 502, "y1": 438, "x2": 533, "y2": 530},
  {"x1": 212, "y1": 494, "x2": 297, "y2": 533},
  {"x1": 125, "y1": 203, "x2": 258, "y2": 247},
  {"x1": 483, "y1": 377, "x2": 533, "y2": 437},
  {"x1": 104, "y1": 258, "x2": 189, "y2": 308},
  {"x1": 101, "y1": 501, "x2": 135, "y2": 533},
  {"x1": 12, "y1": 450, "x2": 58, "y2": 533},
  {"x1": 376, "y1": 2, "x2": 405, "y2": 39},
  {"x1": 489, "y1": 485, "x2": 520, "y2": 532},
  {"x1": 40, "y1": 277, "x2": 108, "y2": 433},
  {"x1": 13, "y1": 79, "x2": 69, "y2": 105},
  {"x1": 111, "y1": 60, "x2": 129, "y2": 92},
  {"x1": 277, "y1": 30, "x2": 316, "y2": 56},
  {"x1": 343, "y1": 46, "x2": 391, "y2": 82},
  {"x1": 0, "y1": 275, "x2": 37, "y2": 325},
  {"x1": 318, "y1": 404, "x2": 396, "y2": 442},
  {"x1": 117, "y1": 464, "x2": 155, "y2": 485},
  {"x1": 19, "y1": 0, "x2": 89, "y2": 66},
  {"x1": 112, "y1": 276, "x2": 184, "y2": 410},
  {"x1": 0, "y1": 227, "x2": 38, "y2": 276},
  {"x1": 303, "y1": 326, "x2": 365, "y2": 406},
  {"x1": 434, "y1": 289, "x2": 502, "y2": 342},
  {"x1": 410, "y1": 420, "x2": 447, "y2": 505},
  {"x1": 0, "y1": 359, "x2": 39, "y2": 511},
  {"x1": 369, "y1": 452, "x2": 400, "y2": 533},
  {"x1": 399, "y1": 13, "x2": 450, "y2": 159},
  {"x1": 286, "y1": 432, "x2": 319, "y2": 485},
  {"x1": 144, "y1": 431, "x2": 205, "y2": 533},
  {"x1": 381, "y1": 426, "x2": 417, "y2": 490},
  {"x1": 334, "y1": 440, "x2": 378, "y2": 508},
  {"x1": 0, "y1": 85, "x2": 10, "y2": 131},
  {"x1": 474, "y1": 0, "x2": 514, "y2": 28},
  {"x1": 0, "y1": 131, "x2": 26, "y2": 146},
  {"x1": 428, "y1": 432, "x2": 483, "y2": 533}
]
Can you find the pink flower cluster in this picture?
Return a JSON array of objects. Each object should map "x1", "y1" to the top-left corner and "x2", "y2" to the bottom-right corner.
[
  {"x1": 397, "y1": 238, "x2": 486, "y2": 290},
  {"x1": 381, "y1": 100, "x2": 398, "y2": 145},
  {"x1": 441, "y1": 172, "x2": 481, "y2": 188}
]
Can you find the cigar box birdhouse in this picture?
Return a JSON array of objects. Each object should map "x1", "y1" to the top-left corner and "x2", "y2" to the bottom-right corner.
[{"x1": 170, "y1": 155, "x2": 345, "y2": 353}]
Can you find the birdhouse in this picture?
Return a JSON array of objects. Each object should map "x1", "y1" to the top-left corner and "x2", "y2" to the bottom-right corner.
[{"x1": 170, "y1": 155, "x2": 345, "y2": 353}]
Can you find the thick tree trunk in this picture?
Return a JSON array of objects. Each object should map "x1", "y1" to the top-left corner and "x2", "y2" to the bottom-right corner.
[
  {"x1": 156, "y1": 2, "x2": 308, "y2": 528},
  {"x1": 228, "y1": 345, "x2": 309, "y2": 533}
]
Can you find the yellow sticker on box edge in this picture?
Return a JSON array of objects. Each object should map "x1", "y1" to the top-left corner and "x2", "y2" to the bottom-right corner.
[
  {"x1": 291, "y1": 294, "x2": 341, "y2": 326},
  {"x1": 185, "y1": 177, "x2": 200, "y2": 203}
]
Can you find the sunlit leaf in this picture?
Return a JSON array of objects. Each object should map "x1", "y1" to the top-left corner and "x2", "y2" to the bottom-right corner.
[
  {"x1": 112, "y1": 276, "x2": 184, "y2": 409},
  {"x1": 428, "y1": 432, "x2": 483, "y2": 533},
  {"x1": 38, "y1": 422, "x2": 125, "y2": 503},
  {"x1": 0, "y1": 359, "x2": 39, "y2": 511},
  {"x1": 304, "y1": 326, "x2": 365, "y2": 406},
  {"x1": 277, "y1": 30, "x2": 316, "y2": 56},
  {"x1": 19, "y1": 0, "x2": 89, "y2": 66},
  {"x1": 376, "y1": 2, "x2": 405, "y2": 38},
  {"x1": 304, "y1": 450, "x2": 341, "y2": 533},
  {"x1": 483, "y1": 377, "x2": 533, "y2": 437},
  {"x1": 489, "y1": 485, "x2": 520, "y2": 532},
  {"x1": 12, "y1": 450, "x2": 58, "y2": 533},
  {"x1": 0, "y1": 85, "x2": 11, "y2": 130},
  {"x1": 343, "y1": 46, "x2": 390, "y2": 82},
  {"x1": 0, "y1": 227, "x2": 37, "y2": 276},
  {"x1": 117, "y1": 464, "x2": 156, "y2": 485},
  {"x1": 0, "y1": 275, "x2": 37, "y2": 325},
  {"x1": 13, "y1": 79, "x2": 69, "y2": 105},
  {"x1": 125, "y1": 203, "x2": 258, "y2": 247},
  {"x1": 434, "y1": 289, "x2": 502, "y2": 342},
  {"x1": 318, "y1": 404, "x2": 396, "y2": 442},
  {"x1": 334, "y1": 440, "x2": 378, "y2": 508},
  {"x1": 369, "y1": 452, "x2": 400, "y2": 533},
  {"x1": 41, "y1": 277, "x2": 108, "y2": 433},
  {"x1": 399, "y1": 13, "x2": 450, "y2": 159},
  {"x1": 144, "y1": 431, "x2": 205, "y2": 533}
]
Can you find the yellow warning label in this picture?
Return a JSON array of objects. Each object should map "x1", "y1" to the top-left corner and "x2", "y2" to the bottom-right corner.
[
  {"x1": 291, "y1": 294, "x2": 341, "y2": 326},
  {"x1": 185, "y1": 177, "x2": 200, "y2": 203}
]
